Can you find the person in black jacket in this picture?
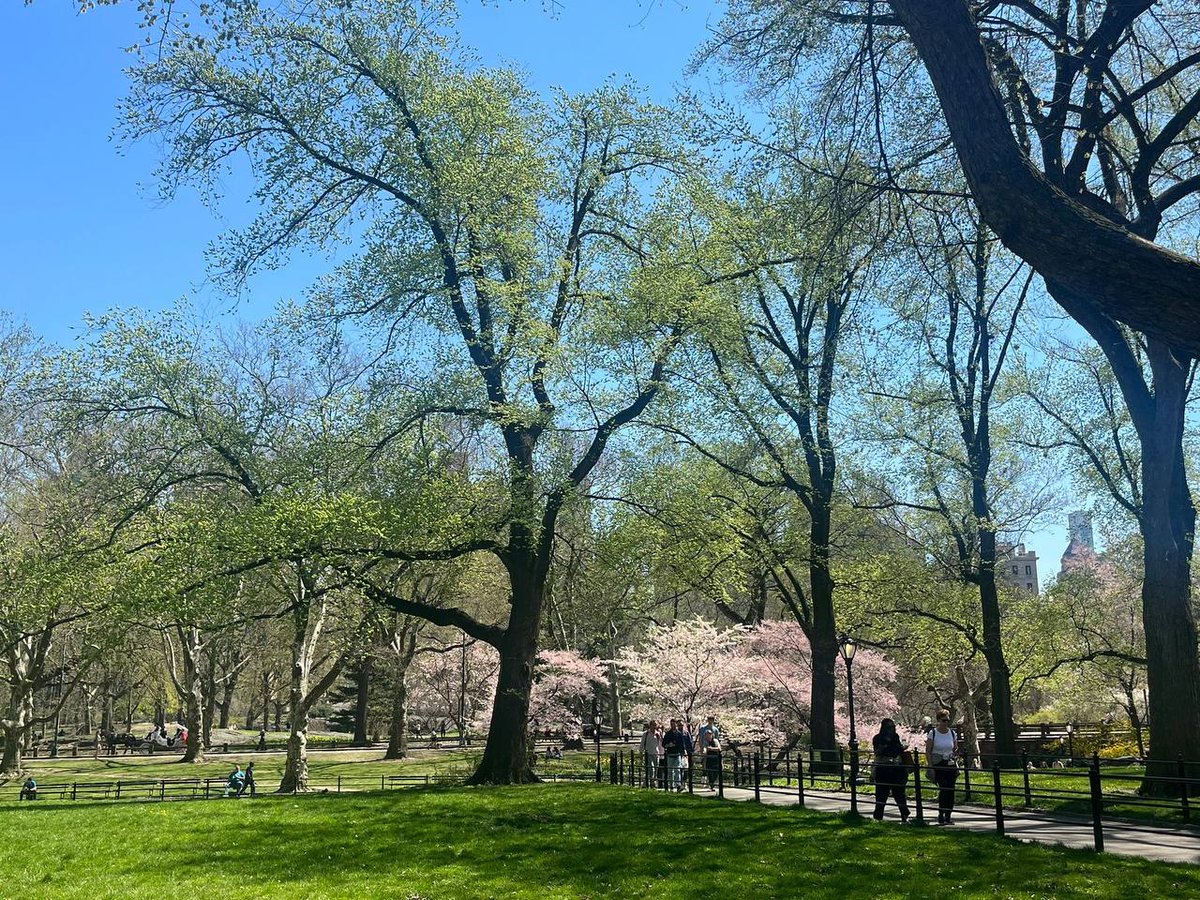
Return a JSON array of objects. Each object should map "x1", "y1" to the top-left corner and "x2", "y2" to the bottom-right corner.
[{"x1": 871, "y1": 718, "x2": 910, "y2": 822}]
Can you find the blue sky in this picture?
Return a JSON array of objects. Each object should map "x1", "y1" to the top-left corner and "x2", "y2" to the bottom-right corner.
[
  {"x1": 0, "y1": 0, "x2": 1071, "y2": 575},
  {"x1": 0, "y1": 0, "x2": 722, "y2": 344}
]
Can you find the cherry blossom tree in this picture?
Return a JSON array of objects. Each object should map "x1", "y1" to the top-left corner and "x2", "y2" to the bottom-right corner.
[{"x1": 745, "y1": 620, "x2": 904, "y2": 747}]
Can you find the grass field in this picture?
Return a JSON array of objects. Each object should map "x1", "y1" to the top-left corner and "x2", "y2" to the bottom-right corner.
[{"x1": 3, "y1": 783, "x2": 1199, "y2": 899}]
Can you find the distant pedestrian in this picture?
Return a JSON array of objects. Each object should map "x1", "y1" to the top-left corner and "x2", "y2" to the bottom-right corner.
[
  {"x1": 871, "y1": 719, "x2": 910, "y2": 823},
  {"x1": 697, "y1": 716, "x2": 721, "y2": 789},
  {"x1": 239, "y1": 761, "x2": 257, "y2": 798},
  {"x1": 640, "y1": 720, "x2": 663, "y2": 788},
  {"x1": 680, "y1": 720, "x2": 695, "y2": 789},
  {"x1": 925, "y1": 709, "x2": 960, "y2": 825},
  {"x1": 663, "y1": 719, "x2": 685, "y2": 792}
]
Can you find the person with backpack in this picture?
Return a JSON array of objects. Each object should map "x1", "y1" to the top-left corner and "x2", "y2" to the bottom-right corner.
[
  {"x1": 871, "y1": 718, "x2": 910, "y2": 823},
  {"x1": 925, "y1": 709, "x2": 960, "y2": 824}
]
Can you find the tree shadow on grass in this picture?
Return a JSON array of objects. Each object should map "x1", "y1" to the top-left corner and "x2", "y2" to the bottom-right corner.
[{"x1": 7, "y1": 785, "x2": 1200, "y2": 899}]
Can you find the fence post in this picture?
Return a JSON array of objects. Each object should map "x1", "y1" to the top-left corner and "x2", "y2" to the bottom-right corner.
[
  {"x1": 337, "y1": 775, "x2": 342, "y2": 794},
  {"x1": 610, "y1": 752, "x2": 618, "y2": 785},
  {"x1": 687, "y1": 752, "x2": 694, "y2": 794},
  {"x1": 1021, "y1": 749, "x2": 1032, "y2": 807},
  {"x1": 912, "y1": 751, "x2": 924, "y2": 824},
  {"x1": 381, "y1": 774, "x2": 386, "y2": 791},
  {"x1": 992, "y1": 760, "x2": 1005, "y2": 837},
  {"x1": 72, "y1": 782, "x2": 77, "y2": 801},
  {"x1": 116, "y1": 781, "x2": 122, "y2": 800},
  {"x1": 838, "y1": 747, "x2": 846, "y2": 790},
  {"x1": 203, "y1": 780, "x2": 209, "y2": 801},
  {"x1": 1090, "y1": 753, "x2": 1105, "y2": 852},
  {"x1": 753, "y1": 751, "x2": 761, "y2": 802},
  {"x1": 160, "y1": 780, "x2": 165, "y2": 801},
  {"x1": 796, "y1": 750, "x2": 805, "y2": 807},
  {"x1": 963, "y1": 753, "x2": 973, "y2": 802},
  {"x1": 1180, "y1": 755, "x2": 1192, "y2": 823},
  {"x1": 718, "y1": 754, "x2": 725, "y2": 800}
]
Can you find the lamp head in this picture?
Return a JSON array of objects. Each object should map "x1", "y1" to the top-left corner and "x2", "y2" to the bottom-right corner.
[{"x1": 838, "y1": 634, "x2": 858, "y2": 663}]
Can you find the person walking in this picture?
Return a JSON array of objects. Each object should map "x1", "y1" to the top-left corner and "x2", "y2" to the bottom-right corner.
[
  {"x1": 871, "y1": 719, "x2": 910, "y2": 823},
  {"x1": 640, "y1": 721, "x2": 663, "y2": 789},
  {"x1": 697, "y1": 716, "x2": 722, "y2": 790},
  {"x1": 925, "y1": 709, "x2": 960, "y2": 824},
  {"x1": 663, "y1": 719, "x2": 685, "y2": 792},
  {"x1": 680, "y1": 719, "x2": 695, "y2": 791},
  {"x1": 239, "y1": 761, "x2": 257, "y2": 798}
]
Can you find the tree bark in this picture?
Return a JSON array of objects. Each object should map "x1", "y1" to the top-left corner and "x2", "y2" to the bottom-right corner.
[
  {"x1": 890, "y1": 0, "x2": 1200, "y2": 356},
  {"x1": 353, "y1": 657, "x2": 371, "y2": 746},
  {"x1": 467, "y1": 557, "x2": 543, "y2": 784},
  {"x1": 384, "y1": 666, "x2": 409, "y2": 760}
]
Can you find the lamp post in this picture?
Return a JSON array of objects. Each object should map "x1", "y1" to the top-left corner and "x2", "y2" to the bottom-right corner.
[
  {"x1": 593, "y1": 712, "x2": 604, "y2": 783},
  {"x1": 1067, "y1": 722, "x2": 1075, "y2": 765},
  {"x1": 839, "y1": 634, "x2": 858, "y2": 814}
]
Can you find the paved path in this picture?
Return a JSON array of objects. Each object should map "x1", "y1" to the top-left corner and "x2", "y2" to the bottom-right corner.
[{"x1": 675, "y1": 781, "x2": 1200, "y2": 865}]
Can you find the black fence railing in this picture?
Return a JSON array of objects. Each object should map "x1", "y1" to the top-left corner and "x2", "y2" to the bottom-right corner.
[
  {"x1": 607, "y1": 745, "x2": 1200, "y2": 853},
  {"x1": 7, "y1": 771, "x2": 473, "y2": 804}
]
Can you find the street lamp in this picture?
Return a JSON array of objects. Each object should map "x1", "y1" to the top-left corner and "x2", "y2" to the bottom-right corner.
[
  {"x1": 593, "y1": 712, "x2": 604, "y2": 783},
  {"x1": 1067, "y1": 721, "x2": 1075, "y2": 765},
  {"x1": 839, "y1": 634, "x2": 859, "y2": 814}
]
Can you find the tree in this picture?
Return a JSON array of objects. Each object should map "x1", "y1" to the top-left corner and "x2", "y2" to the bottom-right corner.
[
  {"x1": 717, "y1": 0, "x2": 1200, "y2": 786},
  {"x1": 122, "y1": 0, "x2": 736, "y2": 782},
  {"x1": 863, "y1": 212, "x2": 1043, "y2": 759},
  {"x1": 662, "y1": 153, "x2": 891, "y2": 755}
]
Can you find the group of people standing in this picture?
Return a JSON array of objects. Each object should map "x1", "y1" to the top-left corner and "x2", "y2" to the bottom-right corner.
[
  {"x1": 871, "y1": 709, "x2": 960, "y2": 825},
  {"x1": 640, "y1": 716, "x2": 723, "y2": 791}
]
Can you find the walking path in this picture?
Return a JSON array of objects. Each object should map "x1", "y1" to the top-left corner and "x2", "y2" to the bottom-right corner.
[{"x1": 681, "y1": 781, "x2": 1200, "y2": 865}]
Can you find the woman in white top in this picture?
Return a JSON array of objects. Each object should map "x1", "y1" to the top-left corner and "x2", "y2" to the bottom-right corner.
[{"x1": 924, "y1": 708, "x2": 960, "y2": 825}]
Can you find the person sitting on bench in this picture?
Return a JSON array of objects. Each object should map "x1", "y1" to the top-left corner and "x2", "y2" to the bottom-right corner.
[{"x1": 19, "y1": 777, "x2": 38, "y2": 801}]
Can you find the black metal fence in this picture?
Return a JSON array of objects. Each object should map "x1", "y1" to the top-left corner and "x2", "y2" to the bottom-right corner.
[{"x1": 606, "y1": 744, "x2": 1200, "y2": 853}]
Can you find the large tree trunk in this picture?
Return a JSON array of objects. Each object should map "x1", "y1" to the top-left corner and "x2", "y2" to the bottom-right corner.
[
  {"x1": 201, "y1": 659, "x2": 217, "y2": 751},
  {"x1": 0, "y1": 724, "x2": 23, "y2": 777},
  {"x1": 807, "y1": 504, "x2": 839, "y2": 756},
  {"x1": 953, "y1": 664, "x2": 983, "y2": 764},
  {"x1": 0, "y1": 682, "x2": 33, "y2": 777},
  {"x1": 890, "y1": 0, "x2": 1200, "y2": 356},
  {"x1": 176, "y1": 627, "x2": 206, "y2": 763},
  {"x1": 1140, "y1": 379, "x2": 1200, "y2": 785},
  {"x1": 278, "y1": 717, "x2": 310, "y2": 794},
  {"x1": 353, "y1": 657, "x2": 371, "y2": 746},
  {"x1": 384, "y1": 666, "x2": 409, "y2": 760},
  {"x1": 218, "y1": 681, "x2": 236, "y2": 730},
  {"x1": 607, "y1": 660, "x2": 623, "y2": 739},
  {"x1": 467, "y1": 562, "x2": 543, "y2": 785},
  {"x1": 977, "y1": 530, "x2": 1016, "y2": 761},
  {"x1": 1053, "y1": 282, "x2": 1200, "y2": 786}
]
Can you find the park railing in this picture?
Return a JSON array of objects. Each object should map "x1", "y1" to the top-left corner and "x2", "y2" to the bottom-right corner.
[{"x1": 605, "y1": 743, "x2": 1200, "y2": 853}]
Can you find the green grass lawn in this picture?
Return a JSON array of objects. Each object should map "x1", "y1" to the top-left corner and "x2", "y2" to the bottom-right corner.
[{"x1": 3, "y1": 783, "x2": 1198, "y2": 899}]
